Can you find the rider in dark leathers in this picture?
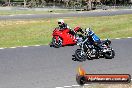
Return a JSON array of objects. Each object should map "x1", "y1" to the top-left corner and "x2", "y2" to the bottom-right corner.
[{"x1": 85, "y1": 28, "x2": 101, "y2": 49}]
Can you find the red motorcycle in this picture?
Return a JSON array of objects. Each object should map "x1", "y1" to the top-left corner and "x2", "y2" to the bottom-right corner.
[{"x1": 50, "y1": 27, "x2": 84, "y2": 48}]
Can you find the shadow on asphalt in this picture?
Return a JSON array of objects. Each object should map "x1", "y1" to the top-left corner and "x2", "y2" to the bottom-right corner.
[{"x1": 71, "y1": 54, "x2": 111, "y2": 62}]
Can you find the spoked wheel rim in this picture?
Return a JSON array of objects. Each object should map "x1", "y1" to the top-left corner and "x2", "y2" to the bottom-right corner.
[
  {"x1": 105, "y1": 49, "x2": 113, "y2": 57},
  {"x1": 75, "y1": 49, "x2": 86, "y2": 61},
  {"x1": 52, "y1": 37, "x2": 62, "y2": 48},
  {"x1": 104, "y1": 49, "x2": 115, "y2": 59}
]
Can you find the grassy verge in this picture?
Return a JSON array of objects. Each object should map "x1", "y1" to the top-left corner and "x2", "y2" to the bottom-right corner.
[
  {"x1": 0, "y1": 14, "x2": 132, "y2": 48},
  {"x1": 0, "y1": 10, "x2": 74, "y2": 15}
]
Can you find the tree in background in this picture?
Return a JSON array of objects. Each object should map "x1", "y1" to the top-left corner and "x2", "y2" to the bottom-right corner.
[
  {"x1": 0, "y1": 0, "x2": 11, "y2": 6},
  {"x1": 0, "y1": 0, "x2": 131, "y2": 7}
]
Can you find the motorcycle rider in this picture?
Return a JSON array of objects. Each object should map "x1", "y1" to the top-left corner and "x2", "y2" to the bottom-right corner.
[
  {"x1": 58, "y1": 19, "x2": 70, "y2": 29},
  {"x1": 85, "y1": 28, "x2": 101, "y2": 49},
  {"x1": 58, "y1": 19, "x2": 77, "y2": 36},
  {"x1": 58, "y1": 19, "x2": 84, "y2": 36}
]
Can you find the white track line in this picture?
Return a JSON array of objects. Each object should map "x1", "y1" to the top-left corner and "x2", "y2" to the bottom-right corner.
[
  {"x1": 57, "y1": 79, "x2": 132, "y2": 88},
  {"x1": 127, "y1": 37, "x2": 132, "y2": 38},
  {"x1": 10, "y1": 47, "x2": 16, "y2": 48},
  {"x1": 9, "y1": 15, "x2": 15, "y2": 16},
  {"x1": 84, "y1": 84, "x2": 90, "y2": 86},
  {"x1": 0, "y1": 48, "x2": 4, "y2": 49},
  {"x1": 22, "y1": 46, "x2": 28, "y2": 47},
  {"x1": 53, "y1": 13, "x2": 61, "y2": 14},
  {"x1": 115, "y1": 38, "x2": 120, "y2": 39},
  {"x1": 34, "y1": 45, "x2": 41, "y2": 46},
  {"x1": 72, "y1": 85, "x2": 80, "y2": 87},
  {"x1": 0, "y1": 45, "x2": 41, "y2": 50},
  {"x1": 64, "y1": 86, "x2": 72, "y2": 88},
  {"x1": 26, "y1": 14, "x2": 32, "y2": 15}
]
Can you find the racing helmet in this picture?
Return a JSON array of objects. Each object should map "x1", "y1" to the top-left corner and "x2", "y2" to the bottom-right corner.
[
  {"x1": 85, "y1": 28, "x2": 94, "y2": 36},
  {"x1": 58, "y1": 19, "x2": 64, "y2": 26}
]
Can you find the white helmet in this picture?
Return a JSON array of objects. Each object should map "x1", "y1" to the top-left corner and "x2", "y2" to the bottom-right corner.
[
  {"x1": 58, "y1": 19, "x2": 64, "y2": 25},
  {"x1": 85, "y1": 28, "x2": 91, "y2": 33},
  {"x1": 85, "y1": 28, "x2": 94, "y2": 36}
]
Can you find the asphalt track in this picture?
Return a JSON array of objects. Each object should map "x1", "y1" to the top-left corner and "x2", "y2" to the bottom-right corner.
[
  {"x1": 0, "y1": 38, "x2": 132, "y2": 88},
  {"x1": 0, "y1": 9, "x2": 132, "y2": 20}
]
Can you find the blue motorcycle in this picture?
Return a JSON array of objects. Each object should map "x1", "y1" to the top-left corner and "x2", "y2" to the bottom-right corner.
[{"x1": 74, "y1": 28, "x2": 115, "y2": 62}]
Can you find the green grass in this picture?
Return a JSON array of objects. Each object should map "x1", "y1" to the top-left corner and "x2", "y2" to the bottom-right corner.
[
  {"x1": 0, "y1": 10, "x2": 74, "y2": 15},
  {"x1": 0, "y1": 14, "x2": 132, "y2": 48}
]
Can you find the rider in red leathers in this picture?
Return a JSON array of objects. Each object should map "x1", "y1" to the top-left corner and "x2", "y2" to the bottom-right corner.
[
  {"x1": 58, "y1": 19, "x2": 84, "y2": 36},
  {"x1": 58, "y1": 19, "x2": 76, "y2": 36}
]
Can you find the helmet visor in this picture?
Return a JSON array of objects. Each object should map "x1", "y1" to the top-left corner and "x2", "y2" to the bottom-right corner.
[{"x1": 58, "y1": 22, "x2": 62, "y2": 24}]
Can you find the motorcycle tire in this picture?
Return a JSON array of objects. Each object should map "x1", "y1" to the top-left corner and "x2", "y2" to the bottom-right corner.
[
  {"x1": 49, "y1": 43, "x2": 53, "y2": 47},
  {"x1": 104, "y1": 50, "x2": 115, "y2": 59},
  {"x1": 52, "y1": 37, "x2": 62, "y2": 48},
  {"x1": 75, "y1": 49, "x2": 87, "y2": 62}
]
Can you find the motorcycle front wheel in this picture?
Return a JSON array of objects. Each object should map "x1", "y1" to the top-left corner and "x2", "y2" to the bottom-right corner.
[
  {"x1": 52, "y1": 37, "x2": 62, "y2": 48},
  {"x1": 75, "y1": 49, "x2": 87, "y2": 62}
]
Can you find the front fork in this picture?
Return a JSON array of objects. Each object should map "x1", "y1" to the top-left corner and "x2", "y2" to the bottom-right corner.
[
  {"x1": 80, "y1": 38, "x2": 89, "y2": 56},
  {"x1": 54, "y1": 36, "x2": 59, "y2": 42},
  {"x1": 80, "y1": 43, "x2": 85, "y2": 56}
]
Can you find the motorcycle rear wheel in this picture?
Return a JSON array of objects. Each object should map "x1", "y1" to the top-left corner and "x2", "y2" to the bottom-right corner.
[
  {"x1": 104, "y1": 50, "x2": 115, "y2": 59},
  {"x1": 75, "y1": 49, "x2": 87, "y2": 62}
]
